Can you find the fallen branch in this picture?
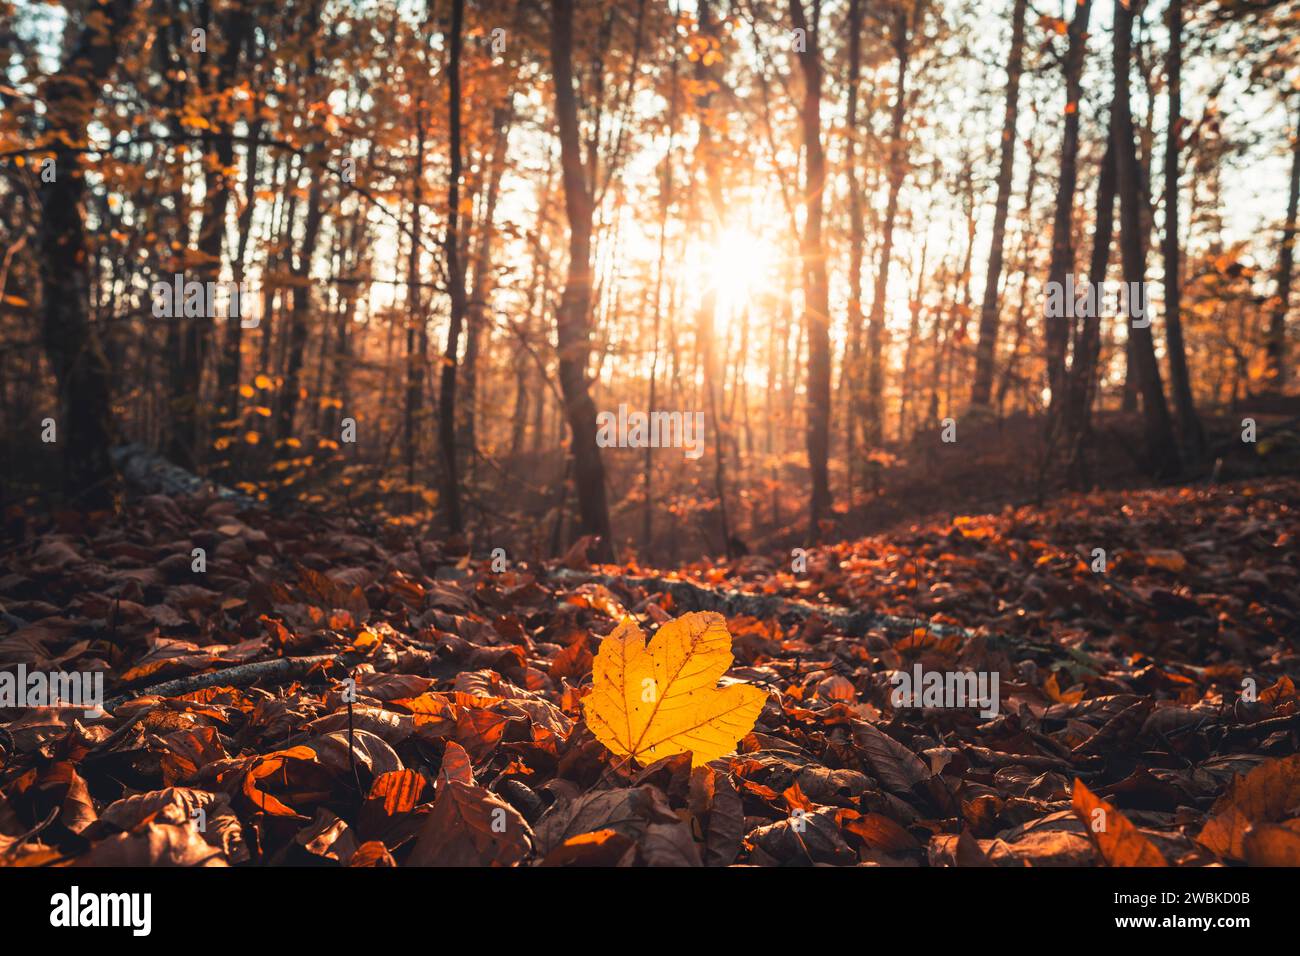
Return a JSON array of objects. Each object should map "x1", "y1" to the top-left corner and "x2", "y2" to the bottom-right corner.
[
  {"x1": 104, "y1": 654, "x2": 338, "y2": 712},
  {"x1": 111, "y1": 443, "x2": 256, "y2": 507},
  {"x1": 549, "y1": 569, "x2": 1092, "y2": 668}
]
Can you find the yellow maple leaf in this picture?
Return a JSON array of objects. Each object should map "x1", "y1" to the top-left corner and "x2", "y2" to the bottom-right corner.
[{"x1": 584, "y1": 611, "x2": 766, "y2": 768}]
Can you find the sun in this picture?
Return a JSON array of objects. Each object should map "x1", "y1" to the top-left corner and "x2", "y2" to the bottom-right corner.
[{"x1": 707, "y1": 227, "x2": 773, "y2": 320}]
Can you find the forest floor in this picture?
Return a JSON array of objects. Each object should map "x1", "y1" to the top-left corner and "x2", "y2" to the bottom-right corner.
[{"x1": 0, "y1": 476, "x2": 1297, "y2": 866}]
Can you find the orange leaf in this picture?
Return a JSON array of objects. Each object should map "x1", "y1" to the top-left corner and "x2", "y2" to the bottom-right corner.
[
  {"x1": 1072, "y1": 778, "x2": 1166, "y2": 866},
  {"x1": 1045, "y1": 670, "x2": 1084, "y2": 704},
  {"x1": 1243, "y1": 820, "x2": 1300, "y2": 866},
  {"x1": 1199, "y1": 754, "x2": 1300, "y2": 859}
]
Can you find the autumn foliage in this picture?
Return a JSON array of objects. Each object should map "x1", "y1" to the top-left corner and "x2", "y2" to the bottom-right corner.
[{"x1": 1, "y1": 479, "x2": 1297, "y2": 866}]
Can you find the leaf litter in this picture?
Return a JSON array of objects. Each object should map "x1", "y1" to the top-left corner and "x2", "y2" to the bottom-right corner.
[{"x1": 0, "y1": 479, "x2": 1297, "y2": 866}]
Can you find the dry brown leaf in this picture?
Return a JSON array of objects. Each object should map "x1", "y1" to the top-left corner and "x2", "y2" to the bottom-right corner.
[
  {"x1": 1072, "y1": 778, "x2": 1166, "y2": 866},
  {"x1": 1199, "y1": 754, "x2": 1300, "y2": 859},
  {"x1": 407, "y1": 781, "x2": 532, "y2": 866},
  {"x1": 1243, "y1": 820, "x2": 1300, "y2": 866}
]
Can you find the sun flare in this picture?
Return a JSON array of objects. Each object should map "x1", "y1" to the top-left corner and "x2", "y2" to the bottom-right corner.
[{"x1": 707, "y1": 227, "x2": 774, "y2": 319}]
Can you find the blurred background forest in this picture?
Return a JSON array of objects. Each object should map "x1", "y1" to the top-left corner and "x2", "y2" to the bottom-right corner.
[{"x1": 1, "y1": 0, "x2": 1298, "y2": 565}]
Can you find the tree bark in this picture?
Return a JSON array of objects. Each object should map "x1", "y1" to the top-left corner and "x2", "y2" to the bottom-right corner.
[
  {"x1": 1045, "y1": 0, "x2": 1093, "y2": 418},
  {"x1": 438, "y1": 0, "x2": 467, "y2": 534},
  {"x1": 843, "y1": 0, "x2": 865, "y2": 503},
  {"x1": 789, "y1": 0, "x2": 832, "y2": 536},
  {"x1": 1161, "y1": 0, "x2": 1205, "y2": 459},
  {"x1": 692, "y1": 0, "x2": 735, "y2": 554},
  {"x1": 166, "y1": 0, "x2": 251, "y2": 471},
  {"x1": 216, "y1": 114, "x2": 265, "y2": 434},
  {"x1": 275, "y1": 168, "x2": 324, "y2": 445},
  {"x1": 460, "y1": 98, "x2": 513, "y2": 474},
  {"x1": 1266, "y1": 93, "x2": 1300, "y2": 391},
  {"x1": 899, "y1": 231, "x2": 928, "y2": 437},
  {"x1": 970, "y1": 0, "x2": 1028, "y2": 408},
  {"x1": 549, "y1": 0, "x2": 616, "y2": 563},
  {"x1": 1065, "y1": 126, "x2": 1116, "y2": 485},
  {"x1": 35, "y1": 0, "x2": 136, "y2": 508},
  {"x1": 403, "y1": 111, "x2": 427, "y2": 492},
  {"x1": 274, "y1": 3, "x2": 326, "y2": 448},
  {"x1": 643, "y1": 32, "x2": 680, "y2": 559},
  {"x1": 1112, "y1": 0, "x2": 1181, "y2": 478}
]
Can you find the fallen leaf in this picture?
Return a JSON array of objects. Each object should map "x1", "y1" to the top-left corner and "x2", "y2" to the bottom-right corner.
[
  {"x1": 583, "y1": 612, "x2": 767, "y2": 768},
  {"x1": 1072, "y1": 778, "x2": 1166, "y2": 866},
  {"x1": 1243, "y1": 820, "x2": 1300, "y2": 866},
  {"x1": 1144, "y1": 549, "x2": 1188, "y2": 572},
  {"x1": 407, "y1": 781, "x2": 532, "y2": 866},
  {"x1": 1199, "y1": 754, "x2": 1300, "y2": 859},
  {"x1": 851, "y1": 720, "x2": 931, "y2": 795}
]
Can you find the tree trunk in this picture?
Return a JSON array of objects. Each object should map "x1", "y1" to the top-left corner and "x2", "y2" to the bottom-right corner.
[
  {"x1": 276, "y1": 168, "x2": 325, "y2": 445},
  {"x1": 166, "y1": 0, "x2": 251, "y2": 470},
  {"x1": 1045, "y1": 0, "x2": 1093, "y2": 418},
  {"x1": 643, "y1": 17, "x2": 682, "y2": 558},
  {"x1": 216, "y1": 114, "x2": 265, "y2": 433},
  {"x1": 1065, "y1": 129, "x2": 1116, "y2": 484},
  {"x1": 438, "y1": 0, "x2": 467, "y2": 534},
  {"x1": 461, "y1": 98, "x2": 513, "y2": 475},
  {"x1": 1112, "y1": 0, "x2": 1181, "y2": 478},
  {"x1": 843, "y1": 0, "x2": 865, "y2": 503},
  {"x1": 692, "y1": 0, "x2": 735, "y2": 554},
  {"x1": 1161, "y1": 0, "x2": 1205, "y2": 459},
  {"x1": 997, "y1": 125, "x2": 1042, "y2": 415},
  {"x1": 899, "y1": 231, "x2": 928, "y2": 438},
  {"x1": 403, "y1": 106, "x2": 427, "y2": 491},
  {"x1": 35, "y1": 0, "x2": 135, "y2": 508},
  {"x1": 789, "y1": 0, "x2": 832, "y2": 536},
  {"x1": 1266, "y1": 93, "x2": 1300, "y2": 391},
  {"x1": 863, "y1": 7, "x2": 913, "y2": 448},
  {"x1": 550, "y1": 0, "x2": 616, "y2": 563},
  {"x1": 970, "y1": 0, "x2": 1028, "y2": 408},
  {"x1": 260, "y1": 153, "x2": 294, "y2": 376}
]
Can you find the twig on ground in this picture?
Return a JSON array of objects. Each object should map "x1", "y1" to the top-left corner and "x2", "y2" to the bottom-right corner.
[{"x1": 103, "y1": 654, "x2": 339, "y2": 712}]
